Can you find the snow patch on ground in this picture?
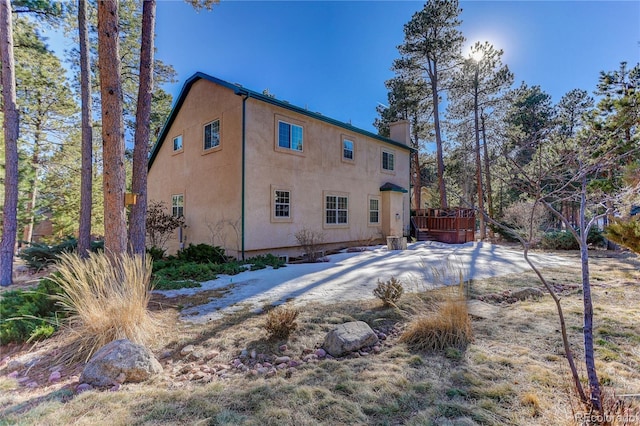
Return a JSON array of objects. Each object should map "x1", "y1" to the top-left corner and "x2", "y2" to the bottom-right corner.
[{"x1": 155, "y1": 241, "x2": 572, "y2": 323}]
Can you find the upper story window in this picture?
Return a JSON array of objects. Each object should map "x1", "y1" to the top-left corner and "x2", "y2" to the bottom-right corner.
[
  {"x1": 382, "y1": 150, "x2": 395, "y2": 171},
  {"x1": 278, "y1": 121, "x2": 303, "y2": 152},
  {"x1": 172, "y1": 194, "x2": 184, "y2": 218},
  {"x1": 204, "y1": 120, "x2": 220, "y2": 150},
  {"x1": 274, "y1": 190, "x2": 290, "y2": 218},
  {"x1": 173, "y1": 135, "x2": 183, "y2": 152},
  {"x1": 326, "y1": 194, "x2": 348, "y2": 225},
  {"x1": 343, "y1": 139, "x2": 354, "y2": 161}
]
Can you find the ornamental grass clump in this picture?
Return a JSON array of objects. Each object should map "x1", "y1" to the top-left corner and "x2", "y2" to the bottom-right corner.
[
  {"x1": 52, "y1": 252, "x2": 160, "y2": 363},
  {"x1": 400, "y1": 297, "x2": 473, "y2": 351}
]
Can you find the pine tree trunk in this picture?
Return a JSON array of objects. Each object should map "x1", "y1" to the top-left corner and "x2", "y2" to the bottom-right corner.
[
  {"x1": 431, "y1": 76, "x2": 448, "y2": 208},
  {"x1": 23, "y1": 135, "x2": 42, "y2": 245},
  {"x1": 78, "y1": 0, "x2": 93, "y2": 258},
  {"x1": 128, "y1": 0, "x2": 156, "y2": 256},
  {"x1": 473, "y1": 68, "x2": 485, "y2": 240},
  {"x1": 411, "y1": 151, "x2": 421, "y2": 210},
  {"x1": 97, "y1": 0, "x2": 127, "y2": 255},
  {"x1": 0, "y1": 0, "x2": 19, "y2": 286},
  {"x1": 481, "y1": 112, "x2": 494, "y2": 218},
  {"x1": 23, "y1": 161, "x2": 39, "y2": 244}
]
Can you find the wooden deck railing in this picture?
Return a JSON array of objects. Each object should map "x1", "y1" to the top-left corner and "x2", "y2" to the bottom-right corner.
[{"x1": 412, "y1": 208, "x2": 476, "y2": 244}]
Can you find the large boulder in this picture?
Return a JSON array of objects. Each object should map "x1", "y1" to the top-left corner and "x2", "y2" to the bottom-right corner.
[
  {"x1": 80, "y1": 339, "x2": 162, "y2": 387},
  {"x1": 323, "y1": 321, "x2": 379, "y2": 357}
]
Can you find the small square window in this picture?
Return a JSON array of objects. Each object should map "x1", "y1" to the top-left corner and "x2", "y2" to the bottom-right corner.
[
  {"x1": 382, "y1": 150, "x2": 395, "y2": 171},
  {"x1": 343, "y1": 139, "x2": 354, "y2": 161},
  {"x1": 173, "y1": 135, "x2": 183, "y2": 151},
  {"x1": 204, "y1": 120, "x2": 220, "y2": 150}
]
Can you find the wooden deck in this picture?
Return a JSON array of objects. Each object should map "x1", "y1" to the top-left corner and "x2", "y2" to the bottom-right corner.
[{"x1": 411, "y1": 208, "x2": 476, "y2": 244}]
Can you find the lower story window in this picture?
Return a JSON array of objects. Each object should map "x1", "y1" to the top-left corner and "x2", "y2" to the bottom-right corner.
[
  {"x1": 369, "y1": 198, "x2": 380, "y2": 224},
  {"x1": 172, "y1": 194, "x2": 184, "y2": 218},
  {"x1": 326, "y1": 195, "x2": 348, "y2": 225},
  {"x1": 274, "y1": 190, "x2": 290, "y2": 218}
]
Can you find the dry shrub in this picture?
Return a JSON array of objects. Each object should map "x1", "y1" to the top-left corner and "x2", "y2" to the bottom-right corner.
[
  {"x1": 264, "y1": 305, "x2": 300, "y2": 339},
  {"x1": 51, "y1": 252, "x2": 160, "y2": 362},
  {"x1": 588, "y1": 387, "x2": 640, "y2": 426},
  {"x1": 400, "y1": 296, "x2": 473, "y2": 352},
  {"x1": 373, "y1": 276, "x2": 404, "y2": 307},
  {"x1": 294, "y1": 228, "x2": 325, "y2": 262}
]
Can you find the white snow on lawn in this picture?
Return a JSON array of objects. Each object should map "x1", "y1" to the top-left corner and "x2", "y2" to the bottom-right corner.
[{"x1": 155, "y1": 241, "x2": 572, "y2": 323}]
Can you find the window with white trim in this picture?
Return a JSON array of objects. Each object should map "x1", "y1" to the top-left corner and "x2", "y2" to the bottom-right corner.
[
  {"x1": 172, "y1": 194, "x2": 184, "y2": 218},
  {"x1": 173, "y1": 135, "x2": 183, "y2": 151},
  {"x1": 382, "y1": 150, "x2": 395, "y2": 171},
  {"x1": 278, "y1": 120, "x2": 303, "y2": 151},
  {"x1": 369, "y1": 197, "x2": 380, "y2": 224},
  {"x1": 274, "y1": 190, "x2": 290, "y2": 218},
  {"x1": 326, "y1": 195, "x2": 348, "y2": 225},
  {"x1": 204, "y1": 120, "x2": 220, "y2": 150},
  {"x1": 343, "y1": 139, "x2": 354, "y2": 161}
]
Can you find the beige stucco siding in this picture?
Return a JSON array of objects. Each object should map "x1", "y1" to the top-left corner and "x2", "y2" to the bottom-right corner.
[
  {"x1": 242, "y1": 99, "x2": 410, "y2": 253},
  {"x1": 149, "y1": 76, "x2": 411, "y2": 258},
  {"x1": 148, "y1": 80, "x2": 244, "y2": 255}
]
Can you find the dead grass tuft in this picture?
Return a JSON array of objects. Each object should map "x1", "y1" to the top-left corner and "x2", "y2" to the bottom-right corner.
[
  {"x1": 264, "y1": 305, "x2": 300, "y2": 339},
  {"x1": 400, "y1": 296, "x2": 473, "y2": 351},
  {"x1": 51, "y1": 252, "x2": 161, "y2": 363}
]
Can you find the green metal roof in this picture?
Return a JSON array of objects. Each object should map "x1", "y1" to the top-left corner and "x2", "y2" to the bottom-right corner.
[
  {"x1": 148, "y1": 72, "x2": 413, "y2": 169},
  {"x1": 380, "y1": 182, "x2": 408, "y2": 193}
]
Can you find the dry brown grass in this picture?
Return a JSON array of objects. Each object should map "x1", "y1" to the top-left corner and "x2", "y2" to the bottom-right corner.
[
  {"x1": 51, "y1": 252, "x2": 161, "y2": 363},
  {"x1": 1, "y1": 248, "x2": 639, "y2": 425},
  {"x1": 400, "y1": 295, "x2": 473, "y2": 351}
]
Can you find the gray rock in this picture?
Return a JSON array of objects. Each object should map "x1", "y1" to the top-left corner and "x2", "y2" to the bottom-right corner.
[
  {"x1": 274, "y1": 356, "x2": 290, "y2": 364},
  {"x1": 79, "y1": 339, "x2": 162, "y2": 387},
  {"x1": 6, "y1": 360, "x2": 24, "y2": 372},
  {"x1": 76, "y1": 383, "x2": 93, "y2": 393},
  {"x1": 180, "y1": 345, "x2": 195, "y2": 357},
  {"x1": 48, "y1": 371, "x2": 61, "y2": 383},
  {"x1": 323, "y1": 321, "x2": 379, "y2": 357}
]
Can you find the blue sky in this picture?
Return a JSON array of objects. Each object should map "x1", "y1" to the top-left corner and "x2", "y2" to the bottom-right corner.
[
  {"x1": 152, "y1": 0, "x2": 639, "y2": 134},
  {"x1": 44, "y1": 1, "x2": 640, "y2": 135}
]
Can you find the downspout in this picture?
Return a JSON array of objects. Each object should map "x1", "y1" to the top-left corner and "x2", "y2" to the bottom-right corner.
[{"x1": 239, "y1": 92, "x2": 248, "y2": 261}]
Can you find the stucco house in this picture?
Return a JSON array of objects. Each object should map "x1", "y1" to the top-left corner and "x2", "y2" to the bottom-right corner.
[{"x1": 148, "y1": 72, "x2": 412, "y2": 259}]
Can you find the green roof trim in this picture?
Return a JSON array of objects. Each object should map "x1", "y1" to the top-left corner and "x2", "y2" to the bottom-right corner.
[
  {"x1": 148, "y1": 72, "x2": 413, "y2": 169},
  {"x1": 379, "y1": 182, "x2": 408, "y2": 193}
]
